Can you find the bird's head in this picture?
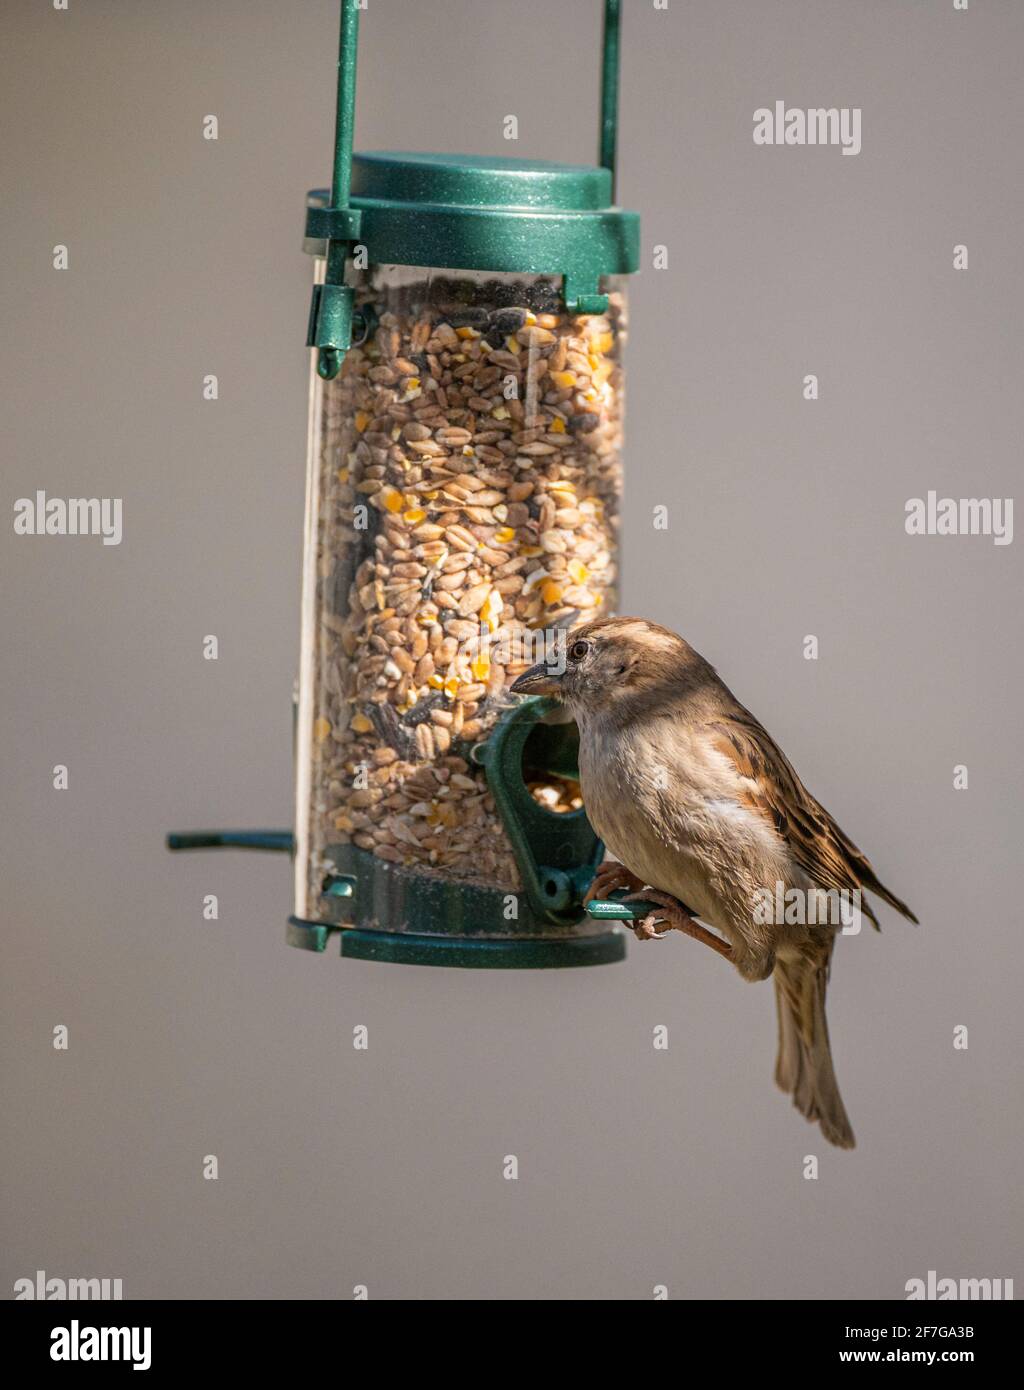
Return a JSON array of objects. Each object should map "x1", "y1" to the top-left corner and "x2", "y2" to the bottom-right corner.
[{"x1": 509, "y1": 617, "x2": 710, "y2": 719}]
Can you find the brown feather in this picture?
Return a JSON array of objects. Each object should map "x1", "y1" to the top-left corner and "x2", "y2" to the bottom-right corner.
[{"x1": 709, "y1": 711, "x2": 918, "y2": 927}]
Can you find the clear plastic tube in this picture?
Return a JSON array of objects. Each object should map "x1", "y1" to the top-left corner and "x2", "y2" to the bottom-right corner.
[{"x1": 294, "y1": 266, "x2": 626, "y2": 925}]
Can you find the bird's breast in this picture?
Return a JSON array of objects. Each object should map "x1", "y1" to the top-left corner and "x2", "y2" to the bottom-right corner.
[{"x1": 577, "y1": 714, "x2": 793, "y2": 929}]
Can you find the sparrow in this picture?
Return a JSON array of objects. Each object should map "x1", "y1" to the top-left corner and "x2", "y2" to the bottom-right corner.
[{"x1": 510, "y1": 617, "x2": 917, "y2": 1149}]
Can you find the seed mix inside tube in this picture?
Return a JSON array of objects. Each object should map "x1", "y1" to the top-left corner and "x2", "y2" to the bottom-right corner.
[{"x1": 300, "y1": 269, "x2": 625, "y2": 913}]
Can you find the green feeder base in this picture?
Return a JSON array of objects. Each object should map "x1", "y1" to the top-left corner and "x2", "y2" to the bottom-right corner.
[{"x1": 286, "y1": 917, "x2": 625, "y2": 969}]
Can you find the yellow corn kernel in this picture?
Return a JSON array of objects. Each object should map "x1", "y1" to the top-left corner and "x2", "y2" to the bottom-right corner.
[
  {"x1": 337, "y1": 467, "x2": 350, "y2": 483},
  {"x1": 403, "y1": 508, "x2": 426, "y2": 525},
  {"x1": 443, "y1": 676, "x2": 460, "y2": 700},
  {"x1": 482, "y1": 590, "x2": 503, "y2": 630},
  {"x1": 495, "y1": 526, "x2": 515, "y2": 544},
  {"x1": 506, "y1": 335, "x2": 520, "y2": 354},
  {"x1": 524, "y1": 311, "x2": 538, "y2": 326},
  {"x1": 549, "y1": 416, "x2": 566, "y2": 434},
  {"x1": 592, "y1": 361, "x2": 613, "y2": 387},
  {"x1": 456, "y1": 326, "x2": 479, "y2": 340},
  {"x1": 491, "y1": 404, "x2": 510, "y2": 420},
  {"x1": 568, "y1": 559, "x2": 590, "y2": 584},
  {"x1": 428, "y1": 673, "x2": 445, "y2": 689},
  {"x1": 471, "y1": 653, "x2": 491, "y2": 680},
  {"x1": 550, "y1": 370, "x2": 576, "y2": 390},
  {"x1": 354, "y1": 411, "x2": 370, "y2": 433},
  {"x1": 350, "y1": 713, "x2": 373, "y2": 733},
  {"x1": 406, "y1": 378, "x2": 420, "y2": 392},
  {"x1": 520, "y1": 544, "x2": 543, "y2": 557},
  {"x1": 541, "y1": 580, "x2": 563, "y2": 605},
  {"x1": 380, "y1": 486, "x2": 404, "y2": 513},
  {"x1": 313, "y1": 717, "x2": 332, "y2": 743}
]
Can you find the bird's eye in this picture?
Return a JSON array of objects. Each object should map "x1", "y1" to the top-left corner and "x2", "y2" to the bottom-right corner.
[{"x1": 569, "y1": 639, "x2": 591, "y2": 662}]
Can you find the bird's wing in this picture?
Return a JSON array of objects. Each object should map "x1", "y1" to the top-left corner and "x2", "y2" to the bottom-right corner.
[{"x1": 708, "y1": 710, "x2": 918, "y2": 927}]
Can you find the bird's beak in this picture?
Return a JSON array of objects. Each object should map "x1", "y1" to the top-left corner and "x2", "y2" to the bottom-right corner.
[{"x1": 510, "y1": 662, "x2": 563, "y2": 697}]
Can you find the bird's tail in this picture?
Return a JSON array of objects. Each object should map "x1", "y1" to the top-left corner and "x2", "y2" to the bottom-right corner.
[{"x1": 773, "y1": 942, "x2": 855, "y2": 1149}]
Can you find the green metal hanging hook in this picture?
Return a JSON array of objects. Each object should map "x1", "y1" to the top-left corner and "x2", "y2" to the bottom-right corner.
[
  {"x1": 600, "y1": 0, "x2": 622, "y2": 200},
  {"x1": 307, "y1": 0, "x2": 363, "y2": 380}
]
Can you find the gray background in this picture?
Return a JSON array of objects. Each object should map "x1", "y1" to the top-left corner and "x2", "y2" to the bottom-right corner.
[{"x1": 2, "y1": 0, "x2": 1021, "y2": 1300}]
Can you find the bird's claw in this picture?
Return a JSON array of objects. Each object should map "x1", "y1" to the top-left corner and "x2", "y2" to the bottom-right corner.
[
  {"x1": 622, "y1": 889, "x2": 733, "y2": 961},
  {"x1": 584, "y1": 860, "x2": 646, "y2": 906},
  {"x1": 624, "y1": 889, "x2": 695, "y2": 941},
  {"x1": 631, "y1": 915, "x2": 674, "y2": 941}
]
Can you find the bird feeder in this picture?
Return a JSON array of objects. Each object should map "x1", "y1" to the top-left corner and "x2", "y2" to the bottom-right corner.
[{"x1": 169, "y1": 0, "x2": 641, "y2": 967}]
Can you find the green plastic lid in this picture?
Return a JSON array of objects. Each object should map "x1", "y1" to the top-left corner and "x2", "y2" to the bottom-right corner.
[
  {"x1": 304, "y1": 150, "x2": 639, "y2": 311},
  {"x1": 354, "y1": 151, "x2": 617, "y2": 211}
]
